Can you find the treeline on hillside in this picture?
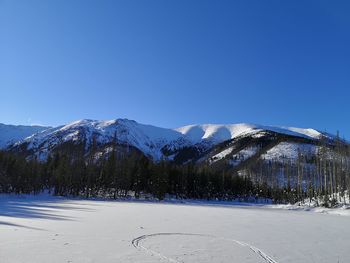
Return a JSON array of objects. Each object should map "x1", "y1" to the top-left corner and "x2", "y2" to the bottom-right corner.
[
  {"x1": 0, "y1": 135, "x2": 349, "y2": 205},
  {"x1": 239, "y1": 135, "x2": 350, "y2": 206},
  {"x1": 0, "y1": 149, "x2": 270, "y2": 201}
]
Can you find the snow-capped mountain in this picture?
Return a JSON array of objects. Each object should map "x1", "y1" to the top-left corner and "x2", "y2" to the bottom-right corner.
[
  {"x1": 11, "y1": 119, "x2": 187, "y2": 160},
  {"x1": 176, "y1": 123, "x2": 322, "y2": 142},
  {"x1": 0, "y1": 123, "x2": 49, "y2": 148},
  {"x1": 4, "y1": 118, "x2": 333, "y2": 168}
]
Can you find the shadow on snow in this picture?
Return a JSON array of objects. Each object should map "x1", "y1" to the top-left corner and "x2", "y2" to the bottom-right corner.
[{"x1": 0, "y1": 195, "x2": 96, "y2": 229}]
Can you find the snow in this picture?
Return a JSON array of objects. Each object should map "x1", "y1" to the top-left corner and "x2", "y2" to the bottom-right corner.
[
  {"x1": 176, "y1": 123, "x2": 323, "y2": 144},
  {"x1": 261, "y1": 142, "x2": 317, "y2": 161},
  {"x1": 176, "y1": 123, "x2": 258, "y2": 143},
  {"x1": 271, "y1": 192, "x2": 350, "y2": 216},
  {"x1": 210, "y1": 146, "x2": 258, "y2": 165},
  {"x1": 270, "y1": 203, "x2": 350, "y2": 216},
  {"x1": 229, "y1": 146, "x2": 258, "y2": 166},
  {"x1": 1, "y1": 194, "x2": 350, "y2": 263},
  {"x1": 0, "y1": 123, "x2": 48, "y2": 148},
  {"x1": 210, "y1": 146, "x2": 235, "y2": 163},
  {"x1": 259, "y1": 125, "x2": 322, "y2": 140},
  {"x1": 285, "y1": 127, "x2": 322, "y2": 139}
]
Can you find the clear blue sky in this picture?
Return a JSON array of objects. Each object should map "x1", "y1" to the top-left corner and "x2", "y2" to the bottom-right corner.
[{"x1": 1, "y1": 0, "x2": 349, "y2": 137}]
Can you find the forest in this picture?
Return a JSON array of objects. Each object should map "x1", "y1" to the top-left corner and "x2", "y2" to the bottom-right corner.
[{"x1": 0, "y1": 135, "x2": 349, "y2": 207}]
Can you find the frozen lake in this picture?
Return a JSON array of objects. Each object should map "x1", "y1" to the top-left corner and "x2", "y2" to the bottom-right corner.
[{"x1": 0, "y1": 195, "x2": 349, "y2": 263}]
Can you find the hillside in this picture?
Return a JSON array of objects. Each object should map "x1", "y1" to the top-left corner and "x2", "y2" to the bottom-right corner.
[{"x1": 0, "y1": 123, "x2": 49, "y2": 148}]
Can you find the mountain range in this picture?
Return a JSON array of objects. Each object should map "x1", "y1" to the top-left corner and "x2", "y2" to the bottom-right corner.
[{"x1": 0, "y1": 119, "x2": 338, "y2": 172}]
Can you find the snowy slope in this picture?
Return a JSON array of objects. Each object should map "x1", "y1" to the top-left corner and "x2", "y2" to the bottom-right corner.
[
  {"x1": 261, "y1": 142, "x2": 318, "y2": 161},
  {"x1": 209, "y1": 146, "x2": 258, "y2": 165},
  {"x1": 176, "y1": 123, "x2": 322, "y2": 144},
  {"x1": 0, "y1": 123, "x2": 49, "y2": 148},
  {"x1": 13, "y1": 119, "x2": 186, "y2": 160}
]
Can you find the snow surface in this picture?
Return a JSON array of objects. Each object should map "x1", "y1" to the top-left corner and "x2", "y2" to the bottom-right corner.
[
  {"x1": 176, "y1": 123, "x2": 257, "y2": 143},
  {"x1": 210, "y1": 146, "x2": 235, "y2": 163},
  {"x1": 271, "y1": 192, "x2": 350, "y2": 216},
  {"x1": 209, "y1": 146, "x2": 258, "y2": 165},
  {"x1": 285, "y1": 127, "x2": 322, "y2": 139},
  {"x1": 0, "y1": 124, "x2": 48, "y2": 148},
  {"x1": 229, "y1": 146, "x2": 258, "y2": 166},
  {"x1": 270, "y1": 203, "x2": 350, "y2": 216},
  {"x1": 261, "y1": 142, "x2": 317, "y2": 161},
  {"x1": 1, "y1": 194, "x2": 350, "y2": 263}
]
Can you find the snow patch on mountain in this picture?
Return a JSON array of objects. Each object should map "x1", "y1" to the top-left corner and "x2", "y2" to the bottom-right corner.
[
  {"x1": 229, "y1": 147, "x2": 258, "y2": 166},
  {"x1": 176, "y1": 123, "x2": 322, "y2": 145},
  {"x1": 0, "y1": 123, "x2": 49, "y2": 148},
  {"x1": 210, "y1": 146, "x2": 235, "y2": 163},
  {"x1": 176, "y1": 123, "x2": 257, "y2": 144},
  {"x1": 261, "y1": 142, "x2": 318, "y2": 161},
  {"x1": 209, "y1": 146, "x2": 259, "y2": 165},
  {"x1": 286, "y1": 127, "x2": 322, "y2": 139}
]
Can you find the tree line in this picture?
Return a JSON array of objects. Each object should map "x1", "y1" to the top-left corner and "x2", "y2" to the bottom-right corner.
[
  {"x1": 0, "y1": 135, "x2": 349, "y2": 206},
  {"x1": 0, "y1": 147, "x2": 264, "y2": 201},
  {"x1": 240, "y1": 134, "x2": 350, "y2": 206}
]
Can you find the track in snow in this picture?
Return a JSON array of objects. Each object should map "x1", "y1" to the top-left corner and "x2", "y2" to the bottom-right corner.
[{"x1": 132, "y1": 232, "x2": 278, "y2": 263}]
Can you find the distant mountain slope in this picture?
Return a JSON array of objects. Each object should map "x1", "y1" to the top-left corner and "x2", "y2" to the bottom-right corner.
[
  {"x1": 0, "y1": 123, "x2": 49, "y2": 148},
  {"x1": 204, "y1": 129, "x2": 320, "y2": 172},
  {"x1": 5, "y1": 119, "x2": 335, "y2": 167},
  {"x1": 9, "y1": 119, "x2": 188, "y2": 160},
  {"x1": 176, "y1": 123, "x2": 322, "y2": 143}
]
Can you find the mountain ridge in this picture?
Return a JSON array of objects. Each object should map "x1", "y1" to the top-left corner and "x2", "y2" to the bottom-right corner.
[
  {"x1": 0, "y1": 123, "x2": 50, "y2": 148},
  {"x1": 1, "y1": 118, "x2": 336, "y2": 167}
]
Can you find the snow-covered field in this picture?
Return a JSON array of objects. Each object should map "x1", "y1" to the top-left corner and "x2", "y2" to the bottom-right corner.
[{"x1": 1, "y1": 195, "x2": 350, "y2": 263}]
